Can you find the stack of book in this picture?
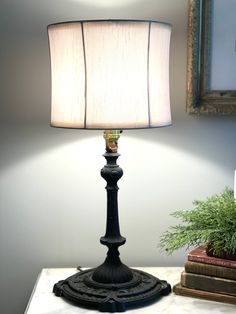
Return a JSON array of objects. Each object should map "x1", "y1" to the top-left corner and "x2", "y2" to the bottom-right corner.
[{"x1": 174, "y1": 246, "x2": 236, "y2": 304}]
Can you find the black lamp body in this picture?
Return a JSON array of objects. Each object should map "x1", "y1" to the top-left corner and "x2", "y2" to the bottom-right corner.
[{"x1": 53, "y1": 150, "x2": 171, "y2": 312}]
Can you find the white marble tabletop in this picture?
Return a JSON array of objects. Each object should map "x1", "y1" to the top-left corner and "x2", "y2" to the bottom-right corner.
[{"x1": 24, "y1": 267, "x2": 236, "y2": 314}]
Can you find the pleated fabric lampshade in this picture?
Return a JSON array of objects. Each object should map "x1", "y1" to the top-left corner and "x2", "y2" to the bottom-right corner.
[{"x1": 48, "y1": 20, "x2": 171, "y2": 129}]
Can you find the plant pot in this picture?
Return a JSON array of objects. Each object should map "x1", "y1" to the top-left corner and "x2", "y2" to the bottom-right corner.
[{"x1": 206, "y1": 246, "x2": 236, "y2": 261}]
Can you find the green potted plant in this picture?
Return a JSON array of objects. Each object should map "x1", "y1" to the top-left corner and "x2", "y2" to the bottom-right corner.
[{"x1": 159, "y1": 188, "x2": 236, "y2": 260}]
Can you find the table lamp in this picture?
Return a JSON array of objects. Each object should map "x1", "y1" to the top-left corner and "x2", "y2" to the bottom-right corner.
[{"x1": 48, "y1": 19, "x2": 172, "y2": 312}]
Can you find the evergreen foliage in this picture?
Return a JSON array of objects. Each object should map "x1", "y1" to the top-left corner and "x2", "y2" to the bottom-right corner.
[{"x1": 159, "y1": 188, "x2": 236, "y2": 256}]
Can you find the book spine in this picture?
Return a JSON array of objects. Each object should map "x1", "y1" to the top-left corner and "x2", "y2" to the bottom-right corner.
[
  {"x1": 185, "y1": 261, "x2": 236, "y2": 280},
  {"x1": 181, "y1": 271, "x2": 236, "y2": 296},
  {"x1": 173, "y1": 283, "x2": 236, "y2": 305},
  {"x1": 188, "y1": 255, "x2": 236, "y2": 269}
]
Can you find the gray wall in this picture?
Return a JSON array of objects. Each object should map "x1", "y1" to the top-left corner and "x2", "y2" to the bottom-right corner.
[{"x1": 0, "y1": 0, "x2": 236, "y2": 313}]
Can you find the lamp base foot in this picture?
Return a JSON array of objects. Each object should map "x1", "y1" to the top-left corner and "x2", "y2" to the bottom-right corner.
[{"x1": 53, "y1": 268, "x2": 171, "y2": 312}]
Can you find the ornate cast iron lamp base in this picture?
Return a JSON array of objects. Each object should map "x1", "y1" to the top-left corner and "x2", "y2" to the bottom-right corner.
[
  {"x1": 53, "y1": 131, "x2": 171, "y2": 312},
  {"x1": 53, "y1": 268, "x2": 171, "y2": 312}
]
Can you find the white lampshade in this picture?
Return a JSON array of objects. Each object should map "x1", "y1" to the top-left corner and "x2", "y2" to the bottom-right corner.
[{"x1": 48, "y1": 20, "x2": 172, "y2": 129}]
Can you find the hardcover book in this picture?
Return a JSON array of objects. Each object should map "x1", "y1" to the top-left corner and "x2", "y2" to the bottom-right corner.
[
  {"x1": 185, "y1": 261, "x2": 236, "y2": 280},
  {"x1": 173, "y1": 283, "x2": 236, "y2": 305},
  {"x1": 188, "y1": 246, "x2": 236, "y2": 269},
  {"x1": 181, "y1": 271, "x2": 236, "y2": 296}
]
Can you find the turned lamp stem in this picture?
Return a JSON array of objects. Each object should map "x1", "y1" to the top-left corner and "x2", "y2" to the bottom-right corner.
[{"x1": 92, "y1": 130, "x2": 133, "y2": 284}]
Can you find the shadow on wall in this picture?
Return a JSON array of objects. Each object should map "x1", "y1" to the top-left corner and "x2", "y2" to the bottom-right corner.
[{"x1": 0, "y1": 113, "x2": 236, "y2": 177}]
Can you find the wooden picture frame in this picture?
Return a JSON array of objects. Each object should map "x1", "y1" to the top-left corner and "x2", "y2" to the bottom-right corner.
[{"x1": 187, "y1": 0, "x2": 236, "y2": 114}]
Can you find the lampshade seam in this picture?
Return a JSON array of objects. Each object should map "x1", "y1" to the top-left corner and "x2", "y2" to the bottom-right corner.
[
  {"x1": 147, "y1": 22, "x2": 151, "y2": 128},
  {"x1": 81, "y1": 22, "x2": 87, "y2": 128}
]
